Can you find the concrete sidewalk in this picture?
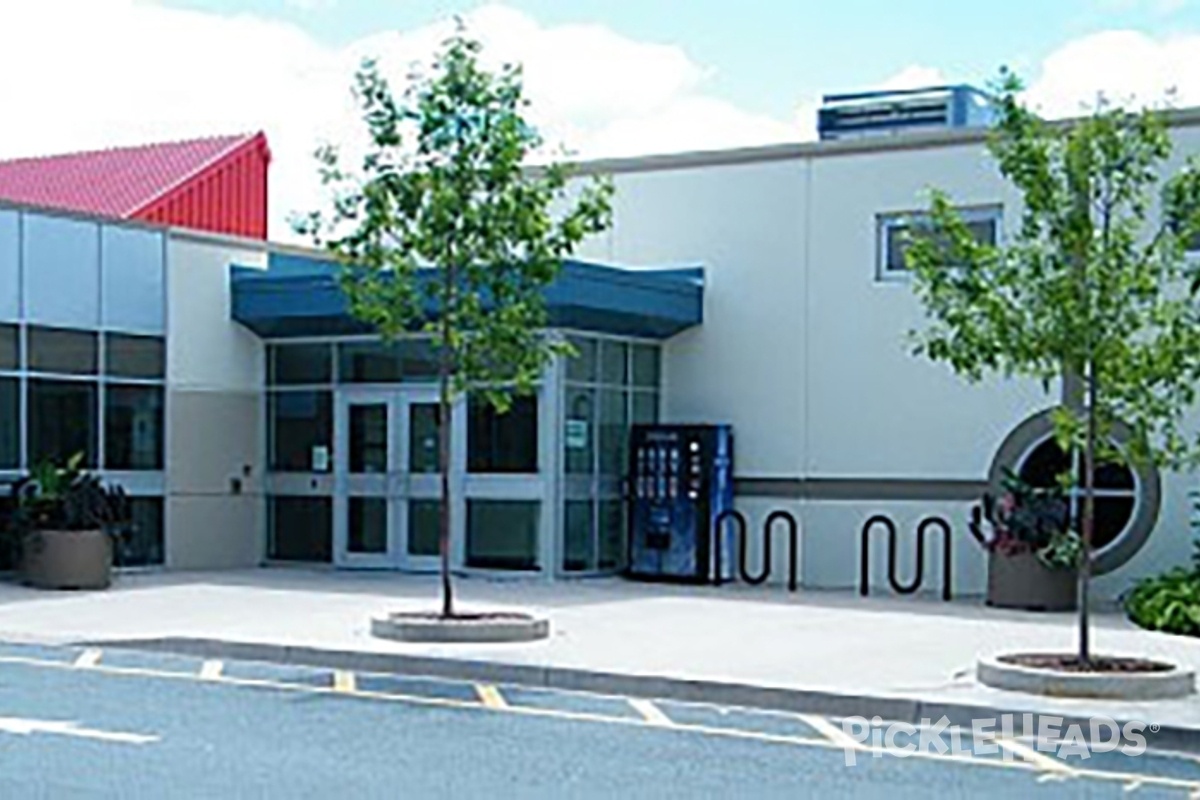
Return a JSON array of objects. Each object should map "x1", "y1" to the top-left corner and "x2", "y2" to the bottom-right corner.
[{"x1": 1, "y1": 568, "x2": 1199, "y2": 745}]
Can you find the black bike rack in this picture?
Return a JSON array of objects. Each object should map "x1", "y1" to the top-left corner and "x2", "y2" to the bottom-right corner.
[
  {"x1": 858, "y1": 514, "x2": 953, "y2": 601},
  {"x1": 713, "y1": 509, "x2": 799, "y2": 592}
]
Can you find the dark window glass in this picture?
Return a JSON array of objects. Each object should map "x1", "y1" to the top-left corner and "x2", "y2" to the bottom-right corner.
[
  {"x1": 598, "y1": 498, "x2": 626, "y2": 571},
  {"x1": 349, "y1": 404, "x2": 388, "y2": 474},
  {"x1": 105, "y1": 334, "x2": 165, "y2": 380},
  {"x1": 562, "y1": 499, "x2": 594, "y2": 572},
  {"x1": 631, "y1": 392, "x2": 658, "y2": 426},
  {"x1": 339, "y1": 340, "x2": 438, "y2": 383},
  {"x1": 269, "y1": 496, "x2": 332, "y2": 562},
  {"x1": 409, "y1": 403, "x2": 441, "y2": 473},
  {"x1": 466, "y1": 500, "x2": 539, "y2": 570},
  {"x1": 348, "y1": 497, "x2": 388, "y2": 554},
  {"x1": 631, "y1": 345, "x2": 660, "y2": 388},
  {"x1": 28, "y1": 327, "x2": 97, "y2": 375},
  {"x1": 565, "y1": 336, "x2": 597, "y2": 382},
  {"x1": 1093, "y1": 497, "x2": 1136, "y2": 550},
  {"x1": 1020, "y1": 439, "x2": 1071, "y2": 487},
  {"x1": 116, "y1": 497, "x2": 164, "y2": 567},
  {"x1": 269, "y1": 344, "x2": 331, "y2": 385},
  {"x1": 408, "y1": 500, "x2": 441, "y2": 557},
  {"x1": 0, "y1": 324, "x2": 17, "y2": 371},
  {"x1": 0, "y1": 378, "x2": 16, "y2": 469},
  {"x1": 104, "y1": 385, "x2": 164, "y2": 470},
  {"x1": 564, "y1": 386, "x2": 594, "y2": 475},
  {"x1": 0, "y1": 489, "x2": 15, "y2": 570},
  {"x1": 467, "y1": 395, "x2": 538, "y2": 473},
  {"x1": 598, "y1": 388, "x2": 627, "y2": 475},
  {"x1": 269, "y1": 391, "x2": 332, "y2": 472},
  {"x1": 29, "y1": 379, "x2": 96, "y2": 467},
  {"x1": 883, "y1": 212, "x2": 998, "y2": 274},
  {"x1": 599, "y1": 341, "x2": 628, "y2": 385}
]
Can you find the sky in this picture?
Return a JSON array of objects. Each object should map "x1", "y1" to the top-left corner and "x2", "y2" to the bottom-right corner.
[{"x1": 1, "y1": 0, "x2": 1199, "y2": 239}]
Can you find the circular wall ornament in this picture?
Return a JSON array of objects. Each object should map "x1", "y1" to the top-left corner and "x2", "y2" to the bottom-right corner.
[{"x1": 986, "y1": 410, "x2": 1161, "y2": 576}]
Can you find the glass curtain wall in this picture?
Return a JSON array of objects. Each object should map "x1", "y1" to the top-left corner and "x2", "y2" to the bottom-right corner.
[
  {"x1": 0, "y1": 323, "x2": 166, "y2": 567},
  {"x1": 561, "y1": 334, "x2": 660, "y2": 574}
]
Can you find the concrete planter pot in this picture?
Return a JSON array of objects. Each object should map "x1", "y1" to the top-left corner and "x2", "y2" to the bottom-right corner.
[
  {"x1": 20, "y1": 529, "x2": 113, "y2": 591},
  {"x1": 986, "y1": 550, "x2": 1076, "y2": 612},
  {"x1": 370, "y1": 611, "x2": 550, "y2": 644},
  {"x1": 978, "y1": 655, "x2": 1195, "y2": 700}
]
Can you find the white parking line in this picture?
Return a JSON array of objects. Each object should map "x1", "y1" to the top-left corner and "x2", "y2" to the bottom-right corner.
[
  {"x1": 991, "y1": 736, "x2": 1076, "y2": 780},
  {"x1": 334, "y1": 670, "x2": 357, "y2": 693},
  {"x1": 628, "y1": 698, "x2": 672, "y2": 726},
  {"x1": 73, "y1": 649, "x2": 102, "y2": 669},
  {"x1": 799, "y1": 715, "x2": 868, "y2": 752},
  {"x1": 475, "y1": 683, "x2": 508, "y2": 710},
  {"x1": 199, "y1": 660, "x2": 224, "y2": 681}
]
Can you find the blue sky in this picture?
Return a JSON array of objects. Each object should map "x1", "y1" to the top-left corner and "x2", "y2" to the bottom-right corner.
[{"x1": 159, "y1": 0, "x2": 1200, "y2": 120}]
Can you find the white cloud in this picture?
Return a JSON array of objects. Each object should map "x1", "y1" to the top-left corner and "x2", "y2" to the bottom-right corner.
[{"x1": 1023, "y1": 29, "x2": 1200, "y2": 115}]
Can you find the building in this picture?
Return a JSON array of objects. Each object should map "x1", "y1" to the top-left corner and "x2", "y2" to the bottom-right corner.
[{"x1": 0, "y1": 95, "x2": 1197, "y2": 600}]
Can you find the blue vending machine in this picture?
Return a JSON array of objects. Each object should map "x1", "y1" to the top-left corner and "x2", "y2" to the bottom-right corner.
[{"x1": 626, "y1": 424, "x2": 734, "y2": 584}]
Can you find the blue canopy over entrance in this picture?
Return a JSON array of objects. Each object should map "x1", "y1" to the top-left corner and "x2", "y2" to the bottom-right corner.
[{"x1": 231, "y1": 251, "x2": 704, "y2": 340}]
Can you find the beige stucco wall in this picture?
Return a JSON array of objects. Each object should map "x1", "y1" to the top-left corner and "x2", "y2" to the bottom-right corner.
[{"x1": 165, "y1": 233, "x2": 267, "y2": 570}]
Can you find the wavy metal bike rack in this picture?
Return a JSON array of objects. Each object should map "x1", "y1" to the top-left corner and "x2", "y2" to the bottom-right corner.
[
  {"x1": 713, "y1": 509, "x2": 799, "y2": 592},
  {"x1": 858, "y1": 514, "x2": 953, "y2": 601}
]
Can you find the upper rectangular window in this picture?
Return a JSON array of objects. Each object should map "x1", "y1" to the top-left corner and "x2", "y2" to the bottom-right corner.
[
  {"x1": 105, "y1": 333, "x2": 165, "y2": 380},
  {"x1": 877, "y1": 206, "x2": 1001, "y2": 280},
  {"x1": 468, "y1": 394, "x2": 538, "y2": 474},
  {"x1": 0, "y1": 324, "x2": 16, "y2": 371},
  {"x1": 338, "y1": 339, "x2": 438, "y2": 383},
  {"x1": 268, "y1": 343, "x2": 332, "y2": 385},
  {"x1": 28, "y1": 326, "x2": 98, "y2": 375}
]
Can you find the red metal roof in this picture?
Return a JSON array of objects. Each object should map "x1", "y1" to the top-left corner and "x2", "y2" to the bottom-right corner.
[{"x1": 0, "y1": 132, "x2": 271, "y2": 238}]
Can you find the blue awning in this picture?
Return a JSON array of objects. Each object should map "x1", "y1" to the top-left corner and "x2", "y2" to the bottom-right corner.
[{"x1": 231, "y1": 252, "x2": 704, "y2": 340}]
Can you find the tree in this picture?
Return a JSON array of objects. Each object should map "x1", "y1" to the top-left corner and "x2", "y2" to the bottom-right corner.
[
  {"x1": 907, "y1": 71, "x2": 1200, "y2": 665},
  {"x1": 301, "y1": 31, "x2": 613, "y2": 617}
]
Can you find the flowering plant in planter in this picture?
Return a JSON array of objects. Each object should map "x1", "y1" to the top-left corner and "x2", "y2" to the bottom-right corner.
[{"x1": 977, "y1": 471, "x2": 1080, "y2": 571}]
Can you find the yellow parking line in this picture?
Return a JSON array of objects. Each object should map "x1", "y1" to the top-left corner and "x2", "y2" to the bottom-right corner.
[
  {"x1": 334, "y1": 670, "x2": 357, "y2": 693},
  {"x1": 199, "y1": 660, "x2": 224, "y2": 681},
  {"x1": 628, "y1": 698, "x2": 673, "y2": 726},
  {"x1": 73, "y1": 649, "x2": 102, "y2": 668},
  {"x1": 475, "y1": 683, "x2": 508, "y2": 710},
  {"x1": 3, "y1": 651, "x2": 1198, "y2": 794}
]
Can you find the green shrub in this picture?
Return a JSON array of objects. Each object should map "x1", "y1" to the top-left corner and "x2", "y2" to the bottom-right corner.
[{"x1": 1123, "y1": 568, "x2": 1200, "y2": 636}]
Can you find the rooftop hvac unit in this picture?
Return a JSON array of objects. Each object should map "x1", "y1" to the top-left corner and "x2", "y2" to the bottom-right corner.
[{"x1": 817, "y1": 85, "x2": 996, "y2": 141}]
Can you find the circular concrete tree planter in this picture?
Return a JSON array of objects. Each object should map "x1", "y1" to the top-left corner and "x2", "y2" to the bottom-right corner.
[
  {"x1": 978, "y1": 654, "x2": 1195, "y2": 700},
  {"x1": 370, "y1": 611, "x2": 550, "y2": 644}
]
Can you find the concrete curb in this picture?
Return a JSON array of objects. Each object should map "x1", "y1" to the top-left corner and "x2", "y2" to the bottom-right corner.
[
  {"x1": 370, "y1": 613, "x2": 550, "y2": 643},
  {"x1": 978, "y1": 656, "x2": 1196, "y2": 700},
  {"x1": 86, "y1": 636, "x2": 1200, "y2": 753}
]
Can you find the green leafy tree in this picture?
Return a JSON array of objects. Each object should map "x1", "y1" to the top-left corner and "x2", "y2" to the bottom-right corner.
[
  {"x1": 301, "y1": 31, "x2": 612, "y2": 617},
  {"x1": 907, "y1": 71, "x2": 1200, "y2": 664}
]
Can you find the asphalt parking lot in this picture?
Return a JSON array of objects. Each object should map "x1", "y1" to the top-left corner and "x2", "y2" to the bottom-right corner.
[{"x1": 0, "y1": 641, "x2": 1196, "y2": 798}]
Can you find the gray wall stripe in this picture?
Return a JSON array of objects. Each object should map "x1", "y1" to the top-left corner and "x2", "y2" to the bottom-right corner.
[{"x1": 734, "y1": 477, "x2": 988, "y2": 502}]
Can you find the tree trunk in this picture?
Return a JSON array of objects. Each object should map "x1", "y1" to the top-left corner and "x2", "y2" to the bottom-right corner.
[
  {"x1": 438, "y1": 364, "x2": 453, "y2": 619},
  {"x1": 1077, "y1": 362, "x2": 1097, "y2": 665}
]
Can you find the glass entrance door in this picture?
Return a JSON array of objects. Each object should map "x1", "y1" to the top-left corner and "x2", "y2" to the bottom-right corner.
[{"x1": 334, "y1": 388, "x2": 445, "y2": 570}]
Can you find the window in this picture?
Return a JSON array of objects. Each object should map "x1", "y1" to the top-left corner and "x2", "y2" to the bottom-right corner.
[
  {"x1": 28, "y1": 326, "x2": 97, "y2": 375},
  {"x1": 338, "y1": 339, "x2": 438, "y2": 383},
  {"x1": 0, "y1": 378, "x2": 16, "y2": 469},
  {"x1": 631, "y1": 344, "x2": 660, "y2": 388},
  {"x1": 269, "y1": 391, "x2": 332, "y2": 472},
  {"x1": 877, "y1": 206, "x2": 1000, "y2": 279},
  {"x1": 562, "y1": 500, "x2": 594, "y2": 572},
  {"x1": 599, "y1": 340, "x2": 628, "y2": 385},
  {"x1": 348, "y1": 497, "x2": 387, "y2": 554},
  {"x1": 466, "y1": 500, "x2": 539, "y2": 570},
  {"x1": 106, "y1": 334, "x2": 165, "y2": 380},
  {"x1": 0, "y1": 324, "x2": 16, "y2": 371},
  {"x1": 564, "y1": 386, "x2": 594, "y2": 474},
  {"x1": 1017, "y1": 438, "x2": 1137, "y2": 551},
  {"x1": 348, "y1": 403, "x2": 388, "y2": 474},
  {"x1": 117, "y1": 497, "x2": 164, "y2": 567},
  {"x1": 565, "y1": 336, "x2": 597, "y2": 382},
  {"x1": 269, "y1": 497, "x2": 332, "y2": 562},
  {"x1": 28, "y1": 379, "x2": 96, "y2": 466},
  {"x1": 268, "y1": 343, "x2": 331, "y2": 386},
  {"x1": 598, "y1": 388, "x2": 627, "y2": 475},
  {"x1": 407, "y1": 500, "x2": 441, "y2": 557},
  {"x1": 104, "y1": 385, "x2": 164, "y2": 470},
  {"x1": 468, "y1": 394, "x2": 538, "y2": 473}
]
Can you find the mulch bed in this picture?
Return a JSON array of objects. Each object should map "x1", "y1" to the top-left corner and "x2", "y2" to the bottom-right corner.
[
  {"x1": 386, "y1": 611, "x2": 536, "y2": 624},
  {"x1": 999, "y1": 653, "x2": 1176, "y2": 674}
]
